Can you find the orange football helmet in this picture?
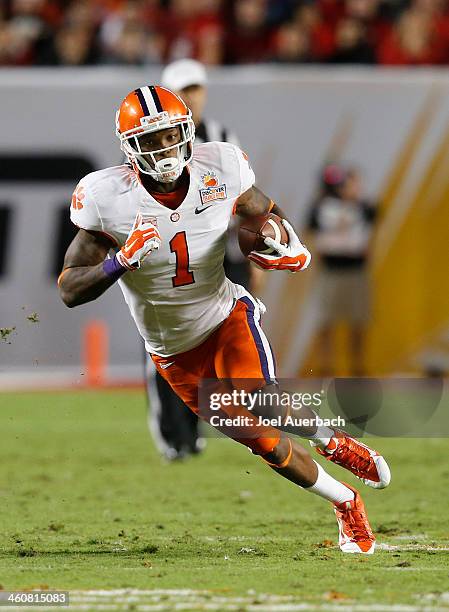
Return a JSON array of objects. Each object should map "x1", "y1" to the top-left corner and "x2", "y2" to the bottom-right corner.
[{"x1": 116, "y1": 85, "x2": 195, "y2": 183}]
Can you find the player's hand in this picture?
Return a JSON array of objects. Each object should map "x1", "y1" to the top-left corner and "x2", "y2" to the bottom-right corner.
[
  {"x1": 116, "y1": 220, "x2": 161, "y2": 270},
  {"x1": 248, "y1": 220, "x2": 311, "y2": 273}
]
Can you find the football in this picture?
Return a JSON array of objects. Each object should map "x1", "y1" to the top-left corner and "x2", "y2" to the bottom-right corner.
[{"x1": 238, "y1": 212, "x2": 289, "y2": 257}]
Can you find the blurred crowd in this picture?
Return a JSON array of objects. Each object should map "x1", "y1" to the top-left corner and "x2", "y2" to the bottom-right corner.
[{"x1": 2, "y1": 0, "x2": 449, "y2": 67}]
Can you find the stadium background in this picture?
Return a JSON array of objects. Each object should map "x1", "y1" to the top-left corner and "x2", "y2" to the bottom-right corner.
[
  {"x1": 1, "y1": 0, "x2": 449, "y2": 387},
  {"x1": 1, "y1": 66, "x2": 449, "y2": 386}
]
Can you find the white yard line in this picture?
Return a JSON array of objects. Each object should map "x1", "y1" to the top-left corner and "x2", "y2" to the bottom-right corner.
[
  {"x1": 391, "y1": 535, "x2": 428, "y2": 540},
  {"x1": 2, "y1": 590, "x2": 447, "y2": 612},
  {"x1": 1, "y1": 589, "x2": 449, "y2": 612},
  {"x1": 377, "y1": 543, "x2": 449, "y2": 552}
]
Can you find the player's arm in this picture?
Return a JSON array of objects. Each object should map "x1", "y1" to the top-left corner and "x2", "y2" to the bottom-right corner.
[
  {"x1": 58, "y1": 230, "x2": 118, "y2": 308},
  {"x1": 234, "y1": 186, "x2": 311, "y2": 272},
  {"x1": 234, "y1": 186, "x2": 289, "y2": 222},
  {"x1": 59, "y1": 219, "x2": 162, "y2": 308}
]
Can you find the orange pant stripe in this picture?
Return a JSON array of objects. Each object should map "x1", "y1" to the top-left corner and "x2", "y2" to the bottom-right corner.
[{"x1": 262, "y1": 438, "x2": 293, "y2": 468}]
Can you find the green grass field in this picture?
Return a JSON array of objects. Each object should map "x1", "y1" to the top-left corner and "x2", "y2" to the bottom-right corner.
[{"x1": 0, "y1": 389, "x2": 448, "y2": 611}]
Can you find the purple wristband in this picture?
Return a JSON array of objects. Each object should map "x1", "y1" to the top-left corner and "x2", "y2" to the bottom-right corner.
[{"x1": 103, "y1": 255, "x2": 127, "y2": 282}]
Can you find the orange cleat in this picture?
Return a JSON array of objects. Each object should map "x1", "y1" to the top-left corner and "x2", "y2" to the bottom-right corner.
[
  {"x1": 334, "y1": 483, "x2": 375, "y2": 554},
  {"x1": 313, "y1": 430, "x2": 391, "y2": 489}
]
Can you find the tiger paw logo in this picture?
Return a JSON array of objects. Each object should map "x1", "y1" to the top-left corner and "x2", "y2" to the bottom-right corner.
[
  {"x1": 201, "y1": 171, "x2": 219, "y2": 188},
  {"x1": 71, "y1": 185, "x2": 85, "y2": 210}
]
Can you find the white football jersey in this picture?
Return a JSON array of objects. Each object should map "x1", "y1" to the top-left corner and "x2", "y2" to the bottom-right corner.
[{"x1": 70, "y1": 142, "x2": 255, "y2": 356}]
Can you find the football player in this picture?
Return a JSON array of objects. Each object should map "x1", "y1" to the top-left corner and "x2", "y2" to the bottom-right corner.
[
  {"x1": 146, "y1": 59, "x2": 252, "y2": 461},
  {"x1": 59, "y1": 85, "x2": 390, "y2": 554}
]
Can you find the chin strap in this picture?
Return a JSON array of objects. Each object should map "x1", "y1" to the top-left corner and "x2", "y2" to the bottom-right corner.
[
  {"x1": 152, "y1": 157, "x2": 182, "y2": 183},
  {"x1": 137, "y1": 143, "x2": 189, "y2": 183}
]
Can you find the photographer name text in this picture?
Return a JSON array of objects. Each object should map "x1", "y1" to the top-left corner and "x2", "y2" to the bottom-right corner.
[{"x1": 209, "y1": 415, "x2": 346, "y2": 428}]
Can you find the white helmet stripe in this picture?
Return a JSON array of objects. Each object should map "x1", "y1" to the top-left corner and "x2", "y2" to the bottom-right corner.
[{"x1": 141, "y1": 86, "x2": 159, "y2": 116}]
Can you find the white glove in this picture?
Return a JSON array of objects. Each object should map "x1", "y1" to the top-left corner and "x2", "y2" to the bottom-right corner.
[
  {"x1": 248, "y1": 219, "x2": 311, "y2": 272},
  {"x1": 116, "y1": 218, "x2": 161, "y2": 270}
]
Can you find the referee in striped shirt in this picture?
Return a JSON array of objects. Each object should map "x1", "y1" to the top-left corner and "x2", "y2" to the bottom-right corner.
[{"x1": 146, "y1": 59, "x2": 252, "y2": 461}]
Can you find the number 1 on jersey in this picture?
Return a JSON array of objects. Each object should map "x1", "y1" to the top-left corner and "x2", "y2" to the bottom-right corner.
[{"x1": 170, "y1": 231, "x2": 195, "y2": 287}]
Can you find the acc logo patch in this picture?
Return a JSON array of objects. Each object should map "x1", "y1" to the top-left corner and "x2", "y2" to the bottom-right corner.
[{"x1": 199, "y1": 171, "x2": 227, "y2": 205}]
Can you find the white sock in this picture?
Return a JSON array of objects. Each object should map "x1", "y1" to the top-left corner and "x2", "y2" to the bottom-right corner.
[
  {"x1": 308, "y1": 425, "x2": 335, "y2": 449},
  {"x1": 304, "y1": 461, "x2": 354, "y2": 505}
]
